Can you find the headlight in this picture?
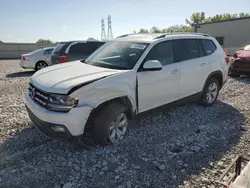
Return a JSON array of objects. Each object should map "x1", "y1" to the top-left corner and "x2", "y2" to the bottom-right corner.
[{"x1": 47, "y1": 94, "x2": 79, "y2": 112}]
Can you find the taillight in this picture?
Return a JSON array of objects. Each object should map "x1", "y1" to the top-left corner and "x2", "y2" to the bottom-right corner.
[
  {"x1": 225, "y1": 57, "x2": 230, "y2": 64},
  {"x1": 21, "y1": 56, "x2": 26, "y2": 60},
  {"x1": 59, "y1": 56, "x2": 68, "y2": 63}
]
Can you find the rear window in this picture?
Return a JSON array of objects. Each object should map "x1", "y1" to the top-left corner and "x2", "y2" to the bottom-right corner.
[
  {"x1": 52, "y1": 43, "x2": 67, "y2": 53},
  {"x1": 201, "y1": 39, "x2": 217, "y2": 55}
]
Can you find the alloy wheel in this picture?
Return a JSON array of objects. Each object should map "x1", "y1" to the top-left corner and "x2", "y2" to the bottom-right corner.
[
  {"x1": 109, "y1": 113, "x2": 128, "y2": 144},
  {"x1": 37, "y1": 62, "x2": 47, "y2": 70},
  {"x1": 206, "y1": 82, "x2": 218, "y2": 103}
]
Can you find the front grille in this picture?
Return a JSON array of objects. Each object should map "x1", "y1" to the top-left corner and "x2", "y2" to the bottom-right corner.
[{"x1": 29, "y1": 83, "x2": 50, "y2": 107}]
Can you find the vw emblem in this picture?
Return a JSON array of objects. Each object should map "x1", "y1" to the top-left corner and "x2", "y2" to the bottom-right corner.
[{"x1": 31, "y1": 88, "x2": 36, "y2": 99}]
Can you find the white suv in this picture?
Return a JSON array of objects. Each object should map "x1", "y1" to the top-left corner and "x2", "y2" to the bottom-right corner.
[{"x1": 25, "y1": 33, "x2": 229, "y2": 145}]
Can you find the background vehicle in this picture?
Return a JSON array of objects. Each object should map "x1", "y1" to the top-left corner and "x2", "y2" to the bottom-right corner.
[
  {"x1": 25, "y1": 33, "x2": 229, "y2": 146},
  {"x1": 229, "y1": 44, "x2": 250, "y2": 77},
  {"x1": 20, "y1": 47, "x2": 54, "y2": 70},
  {"x1": 50, "y1": 40, "x2": 105, "y2": 64}
]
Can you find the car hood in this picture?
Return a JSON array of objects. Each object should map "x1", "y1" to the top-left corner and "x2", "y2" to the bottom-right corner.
[{"x1": 30, "y1": 61, "x2": 125, "y2": 94}]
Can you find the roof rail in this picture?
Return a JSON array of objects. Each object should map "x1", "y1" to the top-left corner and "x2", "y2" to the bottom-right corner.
[
  {"x1": 153, "y1": 32, "x2": 209, "y2": 39},
  {"x1": 116, "y1": 33, "x2": 135, "y2": 38}
]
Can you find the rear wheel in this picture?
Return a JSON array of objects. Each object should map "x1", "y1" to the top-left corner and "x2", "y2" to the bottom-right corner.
[
  {"x1": 199, "y1": 78, "x2": 220, "y2": 107},
  {"x1": 36, "y1": 61, "x2": 48, "y2": 71},
  {"x1": 92, "y1": 102, "x2": 129, "y2": 145}
]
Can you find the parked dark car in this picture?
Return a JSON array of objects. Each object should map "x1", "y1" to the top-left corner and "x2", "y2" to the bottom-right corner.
[
  {"x1": 229, "y1": 45, "x2": 250, "y2": 77},
  {"x1": 50, "y1": 40, "x2": 105, "y2": 64}
]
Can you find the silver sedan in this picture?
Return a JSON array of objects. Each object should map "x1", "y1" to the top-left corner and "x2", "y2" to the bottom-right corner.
[{"x1": 20, "y1": 47, "x2": 54, "y2": 71}]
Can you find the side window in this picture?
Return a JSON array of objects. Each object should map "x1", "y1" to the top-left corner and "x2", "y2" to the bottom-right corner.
[
  {"x1": 175, "y1": 39, "x2": 199, "y2": 61},
  {"x1": 87, "y1": 42, "x2": 103, "y2": 54},
  {"x1": 47, "y1": 49, "x2": 53, "y2": 54},
  {"x1": 201, "y1": 39, "x2": 217, "y2": 55},
  {"x1": 197, "y1": 40, "x2": 205, "y2": 57},
  {"x1": 44, "y1": 49, "x2": 49, "y2": 55},
  {"x1": 144, "y1": 40, "x2": 174, "y2": 66},
  {"x1": 69, "y1": 43, "x2": 88, "y2": 54}
]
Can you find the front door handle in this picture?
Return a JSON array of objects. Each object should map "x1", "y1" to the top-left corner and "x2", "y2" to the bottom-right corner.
[
  {"x1": 171, "y1": 70, "x2": 178, "y2": 74},
  {"x1": 200, "y1": 63, "x2": 206, "y2": 67}
]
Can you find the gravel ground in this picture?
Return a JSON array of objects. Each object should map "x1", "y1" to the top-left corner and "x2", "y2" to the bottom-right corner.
[{"x1": 0, "y1": 60, "x2": 250, "y2": 188}]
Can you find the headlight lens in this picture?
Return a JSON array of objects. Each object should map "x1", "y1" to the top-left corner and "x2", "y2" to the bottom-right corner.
[{"x1": 47, "y1": 94, "x2": 79, "y2": 112}]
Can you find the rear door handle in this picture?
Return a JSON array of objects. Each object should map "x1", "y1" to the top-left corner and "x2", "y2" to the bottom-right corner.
[
  {"x1": 200, "y1": 63, "x2": 206, "y2": 67},
  {"x1": 171, "y1": 70, "x2": 178, "y2": 74}
]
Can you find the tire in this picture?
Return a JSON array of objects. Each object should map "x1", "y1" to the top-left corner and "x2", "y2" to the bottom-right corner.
[
  {"x1": 35, "y1": 61, "x2": 48, "y2": 71},
  {"x1": 199, "y1": 78, "x2": 220, "y2": 107},
  {"x1": 92, "y1": 101, "x2": 129, "y2": 145}
]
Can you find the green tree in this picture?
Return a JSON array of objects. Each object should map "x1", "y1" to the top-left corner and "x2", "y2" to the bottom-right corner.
[
  {"x1": 0, "y1": 40, "x2": 3, "y2": 43},
  {"x1": 185, "y1": 12, "x2": 206, "y2": 26},
  {"x1": 163, "y1": 25, "x2": 192, "y2": 33},
  {"x1": 239, "y1": 12, "x2": 250, "y2": 18},
  {"x1": 87, "y1": 37, "x2": 97, "y2": 40},
  {"x1": 138, "y1": 28, "x2": 149, "y2": 33},
  {"x1": 36, "y1": 39, "x2": 53, "y2": 44},
  {"x1": 150, "y1": 26, "x2": 162, "y2": 33},
  {"x1": 204, "y1": 13, "x2": 250, "y2": 23}
]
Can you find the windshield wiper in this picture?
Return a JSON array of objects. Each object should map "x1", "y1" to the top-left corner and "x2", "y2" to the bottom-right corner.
[{"x1": 80, "y1": 59, "x2": 86, "y2": 63}]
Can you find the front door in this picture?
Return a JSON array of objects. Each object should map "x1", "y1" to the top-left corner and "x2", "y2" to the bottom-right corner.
[{"x1": 137, "y1": 40, "x2": 180, "y2": 113}]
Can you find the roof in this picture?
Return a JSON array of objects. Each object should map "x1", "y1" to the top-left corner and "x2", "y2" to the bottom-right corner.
[
  {"x1": 59, "y1": 40, "x2": 105, "y2": 44},
  {"x1": 115, "y1": 33, "x2": 210, "y2": 42},
  {"x1": 194, "y1": 16, "x2": 250, "y2": 26}
]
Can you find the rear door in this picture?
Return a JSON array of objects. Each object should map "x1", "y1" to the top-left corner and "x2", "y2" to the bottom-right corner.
[{"x1": 175, "y1": 38, "x2": 212, "y2": 99}]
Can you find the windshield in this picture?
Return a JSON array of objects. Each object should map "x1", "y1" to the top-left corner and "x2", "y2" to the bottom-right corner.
[
  {"x1": 85, "y1": 41, "x2": 149, "y2": 70},
  {"x1": 244, "y1": 45, "x2": 250, "y2": 51}
]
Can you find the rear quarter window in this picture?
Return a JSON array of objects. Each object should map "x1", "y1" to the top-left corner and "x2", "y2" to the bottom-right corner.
[
  {"x1": 52, "y1": 43, "x2": 68, "y2": 54},
  {"x1": 201, "y1": 39, "x2": 217, "y2": 55}
]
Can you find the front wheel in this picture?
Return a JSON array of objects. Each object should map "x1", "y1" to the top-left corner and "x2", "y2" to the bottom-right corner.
[
  {"x1": 92, "y1": 102, "x2": 129, "y2": 145},
  {"x1": 199, "y1": 78, "x2": 220, "y2": 107},
  {"x1": 36, "y1": 61, "x2": 48, "y2": 71}
]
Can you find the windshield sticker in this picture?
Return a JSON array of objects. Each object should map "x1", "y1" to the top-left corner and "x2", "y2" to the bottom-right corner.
[{"x1": 130, "y1": 44, "x2": 146, "y2": 49}]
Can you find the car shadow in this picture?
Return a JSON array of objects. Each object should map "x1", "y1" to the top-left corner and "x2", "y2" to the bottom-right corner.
[
  {"x1": 0, "y1": 101, "x2": 247, "y2": 188},
  {"x1": 6, "y1": 70, "x2": 35, "y2": 78}
]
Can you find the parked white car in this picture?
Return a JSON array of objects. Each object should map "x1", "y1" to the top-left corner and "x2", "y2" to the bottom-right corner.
[
  {"x1": 25, "y1": 33, "x2": 229, "y2": 145},
  {"x1": 20, "y1": 47, "x2": 55, "y2": 70}
]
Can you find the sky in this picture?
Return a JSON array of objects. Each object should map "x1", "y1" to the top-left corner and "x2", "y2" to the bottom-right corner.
[{"x1": 0, "y1": 0, "x2": 249, "y2": 43}]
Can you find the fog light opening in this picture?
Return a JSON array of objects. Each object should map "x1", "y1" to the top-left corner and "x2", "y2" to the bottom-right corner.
[{"x1": 51, "y1": 126, "x2": 65, "y2": 132}]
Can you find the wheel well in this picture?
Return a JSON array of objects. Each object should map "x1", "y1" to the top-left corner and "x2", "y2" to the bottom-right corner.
[
  {"x1": 86, "y1": 96, "x2": 134, "y2": 127},
  {"x1": 210, "y1": 72, "x2": 223, "y2": 88},
  {"x1": 205, "y1": 71, "x2": 223, "y2": 88}
]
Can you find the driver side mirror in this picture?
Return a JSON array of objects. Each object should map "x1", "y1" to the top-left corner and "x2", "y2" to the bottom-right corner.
[{"x1": 142, "y1": 60, "x2": 162, "y2": 71}]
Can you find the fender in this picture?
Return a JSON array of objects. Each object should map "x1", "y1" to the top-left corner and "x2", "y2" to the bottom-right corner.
[{"x1": 202, "y1": 70, "x2": 223, "y2": 91}]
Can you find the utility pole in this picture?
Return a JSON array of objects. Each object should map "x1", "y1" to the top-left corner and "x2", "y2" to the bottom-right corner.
[
  {"x1": 101, "y1": 18, "x2": 107, "y2": 41},
  {"x1": 107, "y1": 15, "x2": 113, "y2": 40}
]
